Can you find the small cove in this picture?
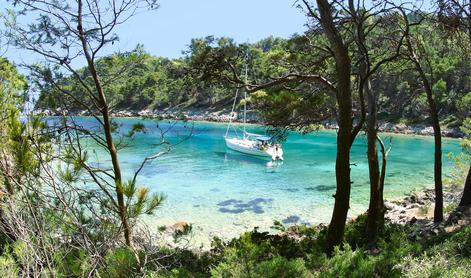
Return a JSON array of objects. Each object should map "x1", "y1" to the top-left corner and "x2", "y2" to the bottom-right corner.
[{"x1": 63, "y1": 117, "x2": 463, "y2": 247}]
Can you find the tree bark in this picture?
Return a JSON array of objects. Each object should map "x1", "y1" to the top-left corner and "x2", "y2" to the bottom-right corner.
[
  {"x1": 365, "y1": 78, "x2": 382, "y2": 241},
  {"x1": 459, "y1": 165, "x2": 471, "y2": 207},
  {"x1": 405, "y1": 32, "x2": 444, "y2": 223},
  {"x1": 77, "y1": 0, "x2": 132, "y2": 246},
  {"x1": 316, "y1": 0, "x2": 353, "y2": 255},
  {"x1": 378, "y1": 136, "x2": 389, "y2": 208},
  {"x1": 419, "y1": 69, "x2": 443, "y2": 223},
  {"x1": 428, "y1": 93, "x2": 444, "y2": 223}
]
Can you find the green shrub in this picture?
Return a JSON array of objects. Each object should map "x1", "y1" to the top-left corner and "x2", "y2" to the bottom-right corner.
[
  {"x1": 398, "y1": 226, "x2": 471, "y2": 277},
  {"x1": 255, "y1": 257, "x2": 311, "y2": 278},
  {"x1": 444, "y1": 202, "x2": 458, "y2": 214},
  {"x1": 314, "y1": 244, "x2": 376, "y2": 278},
  {"x1": 151, "y1": 267, "x2": 208, "y2": 278},
  {"x1": 209, "y1": 230, "x2": 314, "y2": 277},
  {"x1": 211, "y1": 252, "x2": 311, "y2": 278},
  {"x1": 312, "y1": 222, "x2": 420, "y2": 278},
  {"x1": 100, "y1": 247, "x2": 140, "y2": 278},
  {"x1": 150, "y1": 247, "x2": 216, "y2": 276},
  {"x1": 399, "y1": 253, "x2": 470, "y2": 278},
  {"x1": 0, "y1": 253, "x2": 18, "y2": 278},
  {"x1": 53, "y1": 248, "x2": 92, "y2": 277},
  {"x1": 343, "y1": 214, "x2": 368, "y2": 248}
]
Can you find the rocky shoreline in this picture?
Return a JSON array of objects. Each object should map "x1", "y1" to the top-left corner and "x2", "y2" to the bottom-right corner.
[
  {"x1": 40, "y1": 107, "x2": 467, "y2": 138},
  {"x1": 384, "y1": 187, "x2": 470, "y2": 237}
]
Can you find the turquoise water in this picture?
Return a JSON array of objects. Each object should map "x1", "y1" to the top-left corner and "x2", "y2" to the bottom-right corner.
[{"x1": 69, "y1": 117, "x2": 462, "y2": 246}]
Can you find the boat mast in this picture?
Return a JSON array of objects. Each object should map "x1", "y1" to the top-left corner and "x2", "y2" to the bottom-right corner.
[
  {"x1": 225, "y1": 86, "x2": 239, "y2": 138},
  {"x1": 243, "y1": 52, "x2": 248, "y2": 139}
]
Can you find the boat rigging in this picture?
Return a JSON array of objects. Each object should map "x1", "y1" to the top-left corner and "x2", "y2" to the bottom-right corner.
[{"x1": 224, "y1": 54, "x2": 284, "y2": 161}]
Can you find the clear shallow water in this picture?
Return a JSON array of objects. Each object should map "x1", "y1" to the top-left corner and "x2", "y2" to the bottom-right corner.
[{"x1": 65, "y1": 117, "x2": 462, "y2": 246}]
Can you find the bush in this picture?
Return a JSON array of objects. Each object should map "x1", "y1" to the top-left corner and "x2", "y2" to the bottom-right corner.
[
  {"x1": 311, "y1": 221, "x2": 420, "y2": 278},
  {"x1": 397, "y1": 226, "x2": 471, "y2": 277},
  {"x1": 99, "y1": 247, "x2": 140, "y2": 278},
  {"x1": 0, "y1": 252, "x2": 18, "y2": 278},
  {"x1": 209, "y1": 229, "x2": 314, "y2": 277},
  {"x1": 211, "y1": 252, "x2": 311, "y2": 278},
  {"x1": 314, "y1": 244, "x2": 376, "y2": 278},
  {"x1": 158, "y1": 248, "x2": 216, "y2": 277},
  {"x1": 53, "y1": 248, "x2": 92, "y2": 277}
]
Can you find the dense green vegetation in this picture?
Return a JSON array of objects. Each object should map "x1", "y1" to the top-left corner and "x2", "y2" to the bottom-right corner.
[
  {"x1": 1, "y1": 212, "x2": 470, "y2": 277},
  {"x1": 1, "y1": 0, "x2": 470, "y2": 277},
  {"x1": 36, "y1": 33, "x2": 470, "y2": 131}
]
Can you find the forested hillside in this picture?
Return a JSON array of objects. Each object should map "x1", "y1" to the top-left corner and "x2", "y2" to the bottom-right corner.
[{"x1": 36, "y1": 27, "x2": 471, "y2": 132}]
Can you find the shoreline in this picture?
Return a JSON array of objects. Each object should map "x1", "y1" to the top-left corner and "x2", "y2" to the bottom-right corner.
[
  {"x1": 154, "y1": 184, "x2": 469, "y2": 251},
  {"x1": 40, "y1": 108, "x2": 468, "y2": 138}
]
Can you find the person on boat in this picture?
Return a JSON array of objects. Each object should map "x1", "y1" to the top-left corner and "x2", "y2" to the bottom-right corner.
[
  {"x1": 260, "y1": 141, "x2": 267, "y2": 151},
  {"x1": 274, "y1": 143, "x2": 283, "y2": 161}
]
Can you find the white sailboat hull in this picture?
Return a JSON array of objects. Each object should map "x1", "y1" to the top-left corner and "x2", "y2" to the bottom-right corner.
[
  {"x1": 223, "y1": 59, "x2": 284, "y2": 161},
  {"x1": 225, "y1": 137, "x2": 283, "y2": 160}
]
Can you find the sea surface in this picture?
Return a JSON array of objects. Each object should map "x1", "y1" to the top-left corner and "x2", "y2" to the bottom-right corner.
[{"x1": 61, "y1": 117, "x2": 463, "y2": 246}]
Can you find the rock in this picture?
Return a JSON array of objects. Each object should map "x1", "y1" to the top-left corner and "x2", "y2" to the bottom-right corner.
[
  {"x1": 168, "y1": 221, "x2": 190, "y2": 233},
  {"x1": 442, "y1": 129, "x2": 466, "y2": 138},
  {"x1": 418, "y1": 126, "x2": 434, "y2": 136},
  {"x1": 384, "y1": 202, "x2": 395, "y2": 210},
  {"x1": 458, "y1": 220, "x2": 469, "y2": 226},
  {"x1": 409, "y1": 217, "x2": 417, "y2": 224},
  {"x1": 445, "y1": 226, "x2": 456, "y2": 233}
]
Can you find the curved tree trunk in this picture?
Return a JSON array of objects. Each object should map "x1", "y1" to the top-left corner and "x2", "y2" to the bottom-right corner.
[
  {"x1": 404, "y1": 31, "x2": 444, "y2": 223},
  {"x1": 316, "y1": 0, "x2": 353, "y2": 255}
]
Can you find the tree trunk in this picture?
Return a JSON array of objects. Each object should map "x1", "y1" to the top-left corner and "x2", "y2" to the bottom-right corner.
[
  {"x1": 378, "y1": 136, "x2": 389, "y2": 207},
  {"x1": 365, "y1": 78, "x2": 382, "y2": 241},
  {"x1": 316, "y1": 0, "x2": 353, "y2": 255},
  {"x1": 405, "y1": 33, "x2": 444, "y2": 223},
  {"x1": 77, "y1": 0, "x2": 132, "y2": 246},
  {"x1": 459, "y1": 165, "x2": 471, "y2": 207},
  {"x1": 426, "y1": 88, "x2": 443, "y2": 223},
  {"x1": 327, "y1": 85, "x2": 352, "y2": 255},
  {"x1": 417, "y1": 72, "x2": 444, "y2": 223}
]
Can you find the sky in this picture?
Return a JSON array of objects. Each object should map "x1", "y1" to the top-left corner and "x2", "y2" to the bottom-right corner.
[
  {"x1": 1, "y1": 0, "x2": 434, "y2": 65},
  {"x1": 115, "y1": 0, "x2": 307, "y2": 58},
  {"x1": 1, "y1": 0, "x2": 307, "y2": 64}
]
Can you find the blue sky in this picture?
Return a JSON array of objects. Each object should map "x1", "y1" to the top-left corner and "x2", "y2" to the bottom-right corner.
[
  {"x1": 115, "y1": 0, "x2": 307, "y2": 58},
  {"x1": 2, "y1": 0, "x2": 307, "y2": 63},
  {"x1": 2, "y1": 0, "x2": 434, "y2": 64}
]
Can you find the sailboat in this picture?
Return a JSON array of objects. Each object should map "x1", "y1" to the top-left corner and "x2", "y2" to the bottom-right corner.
[{"x1": 224, "y1": 59, "x2": 283, "y2": 161}]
